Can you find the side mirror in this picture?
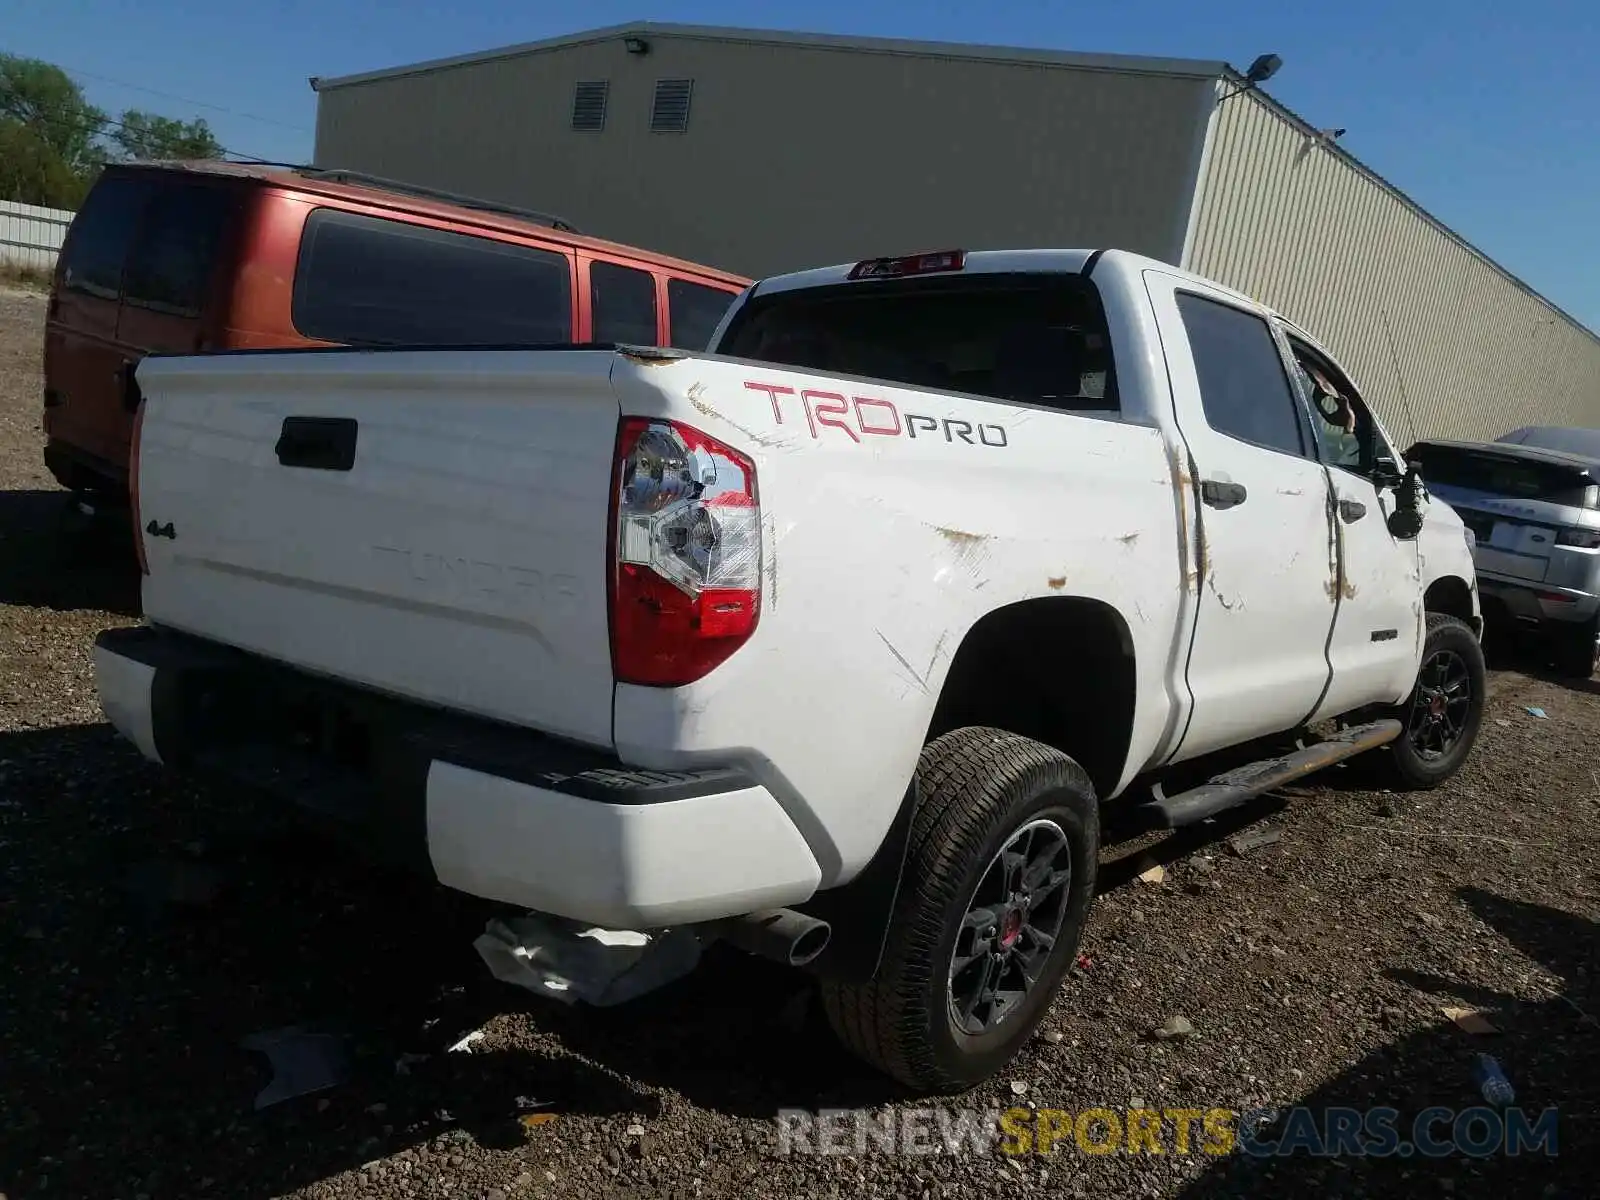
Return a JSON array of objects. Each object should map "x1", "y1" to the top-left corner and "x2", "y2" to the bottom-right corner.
[
  {"x1": 1386, "y1": 461, "x2": 1426, "y2": 541},
  {"x1": 1372, "y1": 456, "x2": 1405, "y2": 490}
]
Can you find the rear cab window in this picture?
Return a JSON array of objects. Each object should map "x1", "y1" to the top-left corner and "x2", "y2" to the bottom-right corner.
[
  {"x1": 292, "y1": 208, "x2": 574, "y2": 345},
  {"x1": 716, "y1": 273, "x2": 1117, "y2": 414}
]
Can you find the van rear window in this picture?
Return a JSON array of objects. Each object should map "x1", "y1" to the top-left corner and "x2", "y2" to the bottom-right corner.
[
  {"x1": 60, "y1": 173, "x2": 157, "y2": 301},
  {"x1": 668, "y1": 278, "x2": 738, "y2": 351},
  {"x1": 123, "y1": 182, "x2": 235, "y2": 316},
  {"x1": 292, "y1": 209, "x2": 573, "y2": 346},
  {"x1": 717, "y1": 273, "x2": 1117, "y2": 413}
]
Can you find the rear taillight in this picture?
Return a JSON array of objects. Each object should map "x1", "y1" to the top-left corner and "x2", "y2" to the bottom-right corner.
[
  {"x1": 130, "y1": 400, "x2": 148, "y2": 575},
  {"x1": 609, "y1": 418, "x2": 761, "y2": 686},
  {"x1": 1556, "y1": 528, "x2": 1600, "y2": 549}
]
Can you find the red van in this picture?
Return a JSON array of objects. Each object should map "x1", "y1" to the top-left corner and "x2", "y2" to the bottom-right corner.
[{"x1": 43, "y1": 160, "x2": 750, "y2": 505}]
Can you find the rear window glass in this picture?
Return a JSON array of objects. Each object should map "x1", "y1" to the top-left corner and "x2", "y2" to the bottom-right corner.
[
  {"x1": 292, "y1": 209, "x2": 573, "y2": 346},
  {"x1": 1413, "y1": 445, "x2": 1599, "y2": 509},
  {"x1": 717, "y1": 274, "x2": 1117, "y2": 412},
  {"x1": 590, "y1": 260, "x2": 658, "y2": 345},
  {"x1": 60, "y1": 173, "x2": 156, "y2": 301},
  {"x1": 123, "y1": 182, "x2": 235, "y2": 316},
  {"x1": 668, "y1": 278, "x2": 738, "y2": 351}
]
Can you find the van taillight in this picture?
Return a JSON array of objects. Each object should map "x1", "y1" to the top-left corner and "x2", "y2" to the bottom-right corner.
[
  {"x1": 130, "y1": 400, "x2": 148, "y2": 576},
  {"x1": 609, "y1": 418, "x2": 761, "y2": 686}
]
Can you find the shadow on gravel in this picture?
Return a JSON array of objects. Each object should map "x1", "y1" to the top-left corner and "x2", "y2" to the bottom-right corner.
[
  {"x1": 0, "y1": 722, "x2": 681, "y2": 1199},
  {"x1": 1176, "y1": 887, "x2": 1597, "y2": 1200},
  {"x1": 0, "y1": 721, "x2": 903, "y2": 1198},
  {"x1": 0, "y1": 488, "x2": 140, "y2": 615},
  {"x1": 1482, "y1": 612, "x2": 1600, "y2": 700}
]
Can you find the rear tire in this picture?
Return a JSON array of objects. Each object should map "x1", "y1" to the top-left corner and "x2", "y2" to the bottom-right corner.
[
  {"x1": 1380, "y1": 614, "x2": 1486, "y2": 790},
  {"x1": 820, "y1": 727, "x2": 1098, "y2": 1094},
  {"x1": 1550, "y1": 617, "x2": 1598, "y2": 680}
]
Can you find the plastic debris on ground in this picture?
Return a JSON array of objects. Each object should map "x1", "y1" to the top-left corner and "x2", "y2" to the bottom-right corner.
[
  {"x1": 1525, "y1": 706, "x2": 1548, "y2": 720},
  {"x1": 1442, "y1": 1006, "x2": 1499, "y2": 1035},
  {"x1": 447, "y1": 1029, "x2": 486, "y2": 1054},
  {"x1": 1137, "y1": 863, "x2": 1167, "y2": 884},
  {"x1": 240, "y1": 1025, "x2": 352, "y2": 1110},
  {"x1": 1228, "y1": 828, "x2": 1283, "y2": 856},
  {"x1": 1472, "y1": 1053, "x2": 1516, "y2": 1106},
  {"x1": 473, "y1": 914, "x2": 704, "y2": 1007}
]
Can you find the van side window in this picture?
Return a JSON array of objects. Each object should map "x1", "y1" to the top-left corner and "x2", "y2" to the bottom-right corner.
[
  {"x1": 60, "y1": 174, "x2": 155, "y2": 301},
  {"x1": 668, "y1": 278, "x2": 738, "y2": 351},
  {"x1": 123, "y1": 183, "x2": 234, "y2": 316},
  {"x1": 1176, "y1": 292, "x2": 1309, "y2": 458},
  {"x1": 590, "y1": 261, "x2": 658, "y2": 345},
  {"x1": 292, "y1": 209, "x2": 573, "y2": 346}
]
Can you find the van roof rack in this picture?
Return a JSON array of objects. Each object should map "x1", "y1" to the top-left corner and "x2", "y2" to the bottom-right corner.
[{"x1": 296, "y1": 167, "x2": 581, "y2": 234}]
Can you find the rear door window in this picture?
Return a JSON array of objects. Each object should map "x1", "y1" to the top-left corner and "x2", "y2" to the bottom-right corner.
[
  {"x1": 292, "y1": 209, "x2": 573, "y2": 345},
  {"x1": 60, "y1": 173, "x2": 157, "y2": 301},
  {"x1": 123, "y1": 182, "x2": 235, "y2": 316},
  {"x1": 1176, "y1": 292, "x2": 1309, "y2": 458},
  {"x1": 668, "y1": 278, "x2": 738, "y2": 351},
  {"x1": 590, "y1": 260, "x2": 659, "y2": 345}
]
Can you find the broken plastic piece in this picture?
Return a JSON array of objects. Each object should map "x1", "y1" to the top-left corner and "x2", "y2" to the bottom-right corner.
[
  {"x1": 1525, "y1": 706, "x2": 1548, "y2": 720},
  {"x1": 240, "y1": 1026, "x2": 351, "y2": 1110},
  {"x1": 1443, "y1": 1006, "x2": 1499, "y2": 1035},
  {"x1": 1228, "y1": 828, "x2": 1283, "y2": 856},
  {"x1": 1137, "y1": 863, "x2": 1167, "y2": 884},
  {"x1": 447, "y1": 1030, "x2": 486, "y2": 1054},
  {"x1": 474, "y1": 914, "x2": 703, "y2": 1008}
]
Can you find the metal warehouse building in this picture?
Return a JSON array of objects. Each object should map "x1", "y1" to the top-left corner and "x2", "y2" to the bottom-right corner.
[{"x1": 310, "y1": 21, "x2": 1600, "y2": 444}]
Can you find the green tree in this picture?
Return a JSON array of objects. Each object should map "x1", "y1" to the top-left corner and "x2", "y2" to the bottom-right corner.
[
  {"x1": 110, "y1": 110, "x2": 223, "y2": 161},
  {"x1": 0, "y1": 120, "x2": 93, "y2": 208},
  {"x1": 0, "y1": 54, "x2": 105, "y2": 172}
]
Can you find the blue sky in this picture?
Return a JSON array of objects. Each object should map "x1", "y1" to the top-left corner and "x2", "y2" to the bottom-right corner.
[{"x1": 11, "y1": 0, "x2": 1597, "y2": 330}]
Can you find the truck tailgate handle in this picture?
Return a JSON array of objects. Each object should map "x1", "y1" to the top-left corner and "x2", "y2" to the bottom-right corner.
[
  {"x1": 1199, "y1": 479, "x2": 1248, "y2": 510},
  {"x1": 275, "y1": 417, "x2": 359, "y2": 472}
]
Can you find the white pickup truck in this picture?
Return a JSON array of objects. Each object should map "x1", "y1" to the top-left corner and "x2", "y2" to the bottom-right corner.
[{"x1": 94, "y1": 248, "x2": 1485, "y2": 1093}]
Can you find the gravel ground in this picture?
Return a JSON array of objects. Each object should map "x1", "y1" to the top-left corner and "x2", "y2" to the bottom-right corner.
[{"x1": 1, "y1": 285, "x2": 1597, "y2": 1199}]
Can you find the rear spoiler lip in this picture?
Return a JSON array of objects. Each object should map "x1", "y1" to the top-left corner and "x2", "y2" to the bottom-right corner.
[{"x1": 1406, "y1": 439, "x2": 1600, "y2": 489}]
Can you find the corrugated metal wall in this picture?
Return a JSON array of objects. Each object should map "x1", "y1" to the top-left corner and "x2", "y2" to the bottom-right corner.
[
  {"x1": 0, "y1": 199, "x2": 73, "y2": 272},
  {"x1": 1187, "y1": 91, "x2": 1600, "y2": 444},
  {"x1": 314, "y1": 32, "x2": 1215, "y2": 279}
]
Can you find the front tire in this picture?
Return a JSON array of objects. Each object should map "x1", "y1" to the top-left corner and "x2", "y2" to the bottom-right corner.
[
  {"x1": 821, "y1": 727, "x2": 1098, "y2": 1094},
  {"x1": 1380, "y1": 613, "x2": 1486, "y2": 789}
]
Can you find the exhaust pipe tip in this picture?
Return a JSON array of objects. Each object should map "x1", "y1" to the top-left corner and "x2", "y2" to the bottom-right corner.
[{"x1": 715, "y1": 908, "x2": 832, "y2": 968}]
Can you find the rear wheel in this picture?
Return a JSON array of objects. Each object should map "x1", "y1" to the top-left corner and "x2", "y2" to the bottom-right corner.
[
  {"x1": 1380, "y1": 614, "x2": 1486, "y2": 790},
  {"x1": 820, "y1": 727, "x2": 1098, "y2": 1094},
  {"x1": 1550, "y1": 617, "x2": 1598, "y2": 680}
]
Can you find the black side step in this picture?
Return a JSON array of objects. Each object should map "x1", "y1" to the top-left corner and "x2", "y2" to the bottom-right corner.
[{"x1": 1143, "y1": 719, "x2": 1402, "y2": 829}]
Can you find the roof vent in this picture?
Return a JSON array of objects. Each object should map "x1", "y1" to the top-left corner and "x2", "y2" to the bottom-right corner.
[
  {"x1": 572, "y1": 80, "x2": 609, "y2": 132},
  {"x1": 650, "y1": 79, "x2": 693, "y2": 133}
]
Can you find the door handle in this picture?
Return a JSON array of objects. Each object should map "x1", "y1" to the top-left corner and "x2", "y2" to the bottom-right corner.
[
  {"x1": 1200, "y1": 479, "x2": 1248, "y2": 510},
  {"x1": 1339, "y1": 498, "x2": 1368, "y2": 523}
]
